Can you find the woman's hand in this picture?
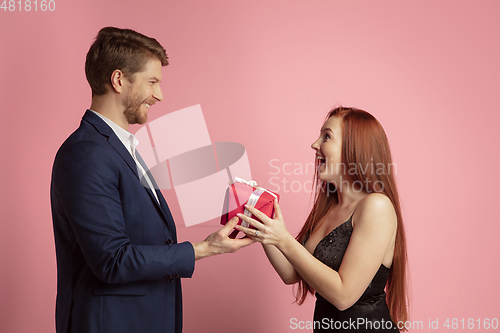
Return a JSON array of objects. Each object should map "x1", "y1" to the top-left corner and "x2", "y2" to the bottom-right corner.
[{"x1": 235, "y1": 200, "x2": 293, "y2": 249}]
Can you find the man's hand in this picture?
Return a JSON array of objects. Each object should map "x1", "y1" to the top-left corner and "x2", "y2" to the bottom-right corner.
[{"x1": 192, "y1": 216, "x2": 255, "y2": 260}]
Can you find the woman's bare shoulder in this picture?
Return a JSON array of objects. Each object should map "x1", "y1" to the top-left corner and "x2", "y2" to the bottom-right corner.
[{"x1": 353, "y1": 193, "x2": 397, "y2": 229}]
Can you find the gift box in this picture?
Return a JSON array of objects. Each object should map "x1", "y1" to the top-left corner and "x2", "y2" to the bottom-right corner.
[{"x1": 220, "y1": 177, "x2": 280, "y2": 239}]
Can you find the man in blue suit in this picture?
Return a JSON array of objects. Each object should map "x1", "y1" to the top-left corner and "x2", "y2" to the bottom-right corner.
[{"x1": 50, "y1": 27, "x2": 253, "y2": 333}]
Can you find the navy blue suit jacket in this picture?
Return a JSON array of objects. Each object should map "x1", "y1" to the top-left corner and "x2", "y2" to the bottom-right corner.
[{"x1": 51, "y1": 110, "x2": 195, "y2": 333}]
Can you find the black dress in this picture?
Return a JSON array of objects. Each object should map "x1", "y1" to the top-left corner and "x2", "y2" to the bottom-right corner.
[{"x1": 304, "y1": 216, "x2": 399, "y2": 332}]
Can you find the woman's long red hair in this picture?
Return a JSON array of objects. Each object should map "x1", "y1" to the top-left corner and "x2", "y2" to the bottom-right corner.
[{"x1": 295, "y1": 107, "x2": 409, "y2": 328}]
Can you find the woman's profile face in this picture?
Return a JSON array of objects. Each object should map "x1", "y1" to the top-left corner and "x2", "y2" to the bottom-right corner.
[{"x1": 311, "y1": 116, "x2": 344, "y2": 182}]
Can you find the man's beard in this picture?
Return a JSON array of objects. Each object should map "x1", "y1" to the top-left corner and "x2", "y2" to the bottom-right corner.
[{"x1": 124, "y1": 93, "x2": 149, "y2": 125}]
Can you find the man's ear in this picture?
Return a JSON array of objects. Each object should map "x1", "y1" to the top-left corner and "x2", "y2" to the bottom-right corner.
[{"x1": 110, "y1": 69, "x2": 125, "y2": 93}]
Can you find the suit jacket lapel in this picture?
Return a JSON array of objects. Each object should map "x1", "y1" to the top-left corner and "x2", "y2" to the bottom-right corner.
[
  {"x1": 134, "y1": 151, "x2": 163, "y2": 207},
  {"x1": 82, "y1": 110, "x2": 175, "y2": 235},
  {"x1": 135, "y1": 151, "x2": 177, "y2": 238},
  {"x1": 82, "y1": 111, "x2": 139, "y2": 178}
]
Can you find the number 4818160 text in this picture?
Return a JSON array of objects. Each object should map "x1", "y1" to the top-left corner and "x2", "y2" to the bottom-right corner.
[{"x1": 1, "y1": 0, "x2": 55, "y2": 11}]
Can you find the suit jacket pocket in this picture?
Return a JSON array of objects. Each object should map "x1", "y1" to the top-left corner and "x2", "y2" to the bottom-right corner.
[{"x1": 93, "y1": 279, "x2": 147, "y2": 296}]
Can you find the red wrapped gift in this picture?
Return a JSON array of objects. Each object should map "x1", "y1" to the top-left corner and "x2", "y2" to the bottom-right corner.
[{"x1": 220, "y1": 177, "x2": 280, "y2": 238}]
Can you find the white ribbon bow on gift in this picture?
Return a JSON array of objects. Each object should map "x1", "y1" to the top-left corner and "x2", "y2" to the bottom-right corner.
[
  {"x1": 232, "y1": 177, "x2": 258, "y2": 187},
  {"x1": 231, "y1": 177, "x2": 277, "y2": 227}
]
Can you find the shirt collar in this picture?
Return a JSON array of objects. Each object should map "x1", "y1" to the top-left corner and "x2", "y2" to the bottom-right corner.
[{"x1": 89, "y1": 110, "x2": 139, "y2": 157}]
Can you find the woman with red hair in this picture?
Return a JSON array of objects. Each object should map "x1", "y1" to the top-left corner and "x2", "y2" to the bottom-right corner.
[{"x1": 236, "y1": 107, "x2": 409, "y2": 332}]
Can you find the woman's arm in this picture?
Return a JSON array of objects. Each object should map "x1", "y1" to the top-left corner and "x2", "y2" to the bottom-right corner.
[
  {"x1": 262, "y1": 244, "x2": 299, "y2": 285},
  {"x1": 236, "y1": 193, "x2": 397, "y2": 310},
  {"x1": 243, "y1": 202, "x2": 299, "y2": 284}
]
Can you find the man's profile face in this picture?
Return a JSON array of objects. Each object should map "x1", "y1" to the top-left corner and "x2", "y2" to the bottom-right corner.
[{"x1": 123, "y1": 58, "x2": 164, "y2": 125}]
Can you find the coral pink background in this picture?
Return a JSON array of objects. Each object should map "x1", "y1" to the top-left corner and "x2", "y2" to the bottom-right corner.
[{"x1": 1, "y1": 1, "x2": 499, "y2": 332}]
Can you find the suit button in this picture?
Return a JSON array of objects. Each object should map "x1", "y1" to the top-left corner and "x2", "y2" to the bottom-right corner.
[{"x1": 165, "y1": 239, "x2": 172, "y2": 245}]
